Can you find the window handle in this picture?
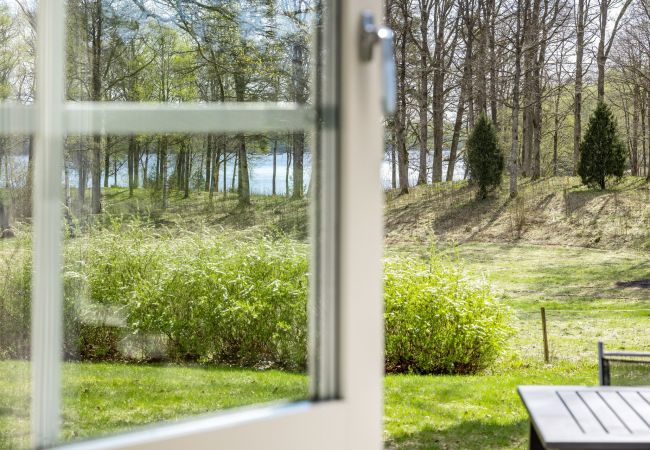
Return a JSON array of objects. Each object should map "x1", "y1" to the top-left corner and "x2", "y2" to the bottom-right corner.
[{"x1": 359, "y1": 11, "x2": 396, "y2": 115}]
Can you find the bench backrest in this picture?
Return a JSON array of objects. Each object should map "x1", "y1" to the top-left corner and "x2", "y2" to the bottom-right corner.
[{"x1": 599, "y1": 341, "x2": 650, "y2": 386}]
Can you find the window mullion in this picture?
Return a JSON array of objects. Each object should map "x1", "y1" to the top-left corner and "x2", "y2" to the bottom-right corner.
[{"x1": 31, "y1": 0, "x2": 66, "y2": 447}]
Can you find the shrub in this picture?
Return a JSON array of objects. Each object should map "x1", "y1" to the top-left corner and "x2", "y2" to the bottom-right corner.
[
  {"x1": 81, "y1": 227, "x2": 309, "y2": 370},
  {"x1": 384, "y1": 251, "x2": 510, "y2": 374},
  {"x1": 0, "y1": 226, "x2": 85, "y2": 360},
  {"x1": 1, "y1": 225, "x2": 509, "y2": 374},
  {"x1": 466, "y1": 114, "x2": 504, "y2": 200},
  {"x1": 578, "y1": 102, "x2": 626, "y2": 190}
]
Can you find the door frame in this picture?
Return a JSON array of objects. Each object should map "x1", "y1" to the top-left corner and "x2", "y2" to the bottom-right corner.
[{"x1": 22, "y1": 0, "x2": 386, "y2": 448}]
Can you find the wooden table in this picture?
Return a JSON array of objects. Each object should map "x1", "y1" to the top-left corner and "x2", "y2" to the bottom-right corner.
[{"x1": 518, "y1": 386, "x2": 650, "y2": 449}]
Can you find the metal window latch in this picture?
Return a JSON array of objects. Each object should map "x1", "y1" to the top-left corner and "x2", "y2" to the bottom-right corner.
[{"x1": 359, "y1": 11, "x2": 396, "y2": 115}]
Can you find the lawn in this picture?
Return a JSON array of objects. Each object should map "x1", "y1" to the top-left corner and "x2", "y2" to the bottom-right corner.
[
  {"x1": 0, "y1": 359, "x2": 595, "y2": 450},
  {"x1": 3, "y1": 241, "x2": 645, "y2": 449},
  {"x1": 0, "y1": 361, "x2": 309, "y2": 449}
]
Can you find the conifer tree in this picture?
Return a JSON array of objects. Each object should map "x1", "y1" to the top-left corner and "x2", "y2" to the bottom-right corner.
[
  {"x1": 578, "y1": 102, "x2": 626, "y2": 190},
  {"x1": 467, "y1": 115, "x2": 504, "y2": 199}
]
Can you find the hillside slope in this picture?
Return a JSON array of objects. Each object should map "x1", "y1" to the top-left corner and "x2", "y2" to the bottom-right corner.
[{"x1": 385, "y1": 176, "x2": 650, "y2": 250}]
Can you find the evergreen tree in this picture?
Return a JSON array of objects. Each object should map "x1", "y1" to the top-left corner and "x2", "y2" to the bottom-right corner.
[
  {"x1": 578, "y1": 102, "x2": 626, "y2": 190},
  {"x1": 467, "y1": 114, "x2": 504, "y2": 200}
]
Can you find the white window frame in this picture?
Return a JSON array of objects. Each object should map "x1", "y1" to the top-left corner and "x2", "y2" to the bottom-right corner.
[{"x1": 15, "y1": 0, "x2": 386, "y2": 448}]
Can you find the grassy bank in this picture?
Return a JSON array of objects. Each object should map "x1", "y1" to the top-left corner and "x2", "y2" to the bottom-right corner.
[{"x1": 385, "y1": 176, "x2": 650, "y2": 250}]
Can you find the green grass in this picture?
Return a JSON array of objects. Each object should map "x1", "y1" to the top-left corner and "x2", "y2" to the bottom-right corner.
[
  {"x1": 99, "y1": 187, "x2": 309, "y2": 239},
  {"x1": 445, "y1": 243, "x2": 650, "y2": 361},
  {"x1": 0, "y1": 361, "x2": 309, "y2": 449},
  {"x1": 0, "y1": 359, "x2": 596, "y2": 450},
  {"x1": 384, "y1": 360, "x2": 596, "y2": 449}
]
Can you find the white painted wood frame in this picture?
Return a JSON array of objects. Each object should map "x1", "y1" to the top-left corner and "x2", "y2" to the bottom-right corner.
[{"x1": 19, "y1": 0, "x2": 386, "y2": 448}]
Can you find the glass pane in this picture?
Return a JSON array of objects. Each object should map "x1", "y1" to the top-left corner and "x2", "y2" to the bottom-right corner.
[
  {"x1": 0, "y1": 132, "x2": 31, "y2": 450},
  {"x1": 0, "y1": 0, "x2": 35, "y2": 448},
  {"x1": 0, "y1": 1, "x2": 34, "y2": 106},
  {"x1": 66, "y1": 0, "x2": 313, "y2": 105},
  {"x1": 60, "y1": 130, "x2": 312, "y2": 443}
]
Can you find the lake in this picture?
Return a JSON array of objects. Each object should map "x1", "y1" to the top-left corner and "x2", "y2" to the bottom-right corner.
[{"x1": 1, "y1": 150, "x2": 465, "y2": 196}]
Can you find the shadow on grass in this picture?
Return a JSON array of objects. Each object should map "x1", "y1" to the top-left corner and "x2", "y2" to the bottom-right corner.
[
  {"x1": 386, "y1": 418, "x2": 528, "y2": 450},
  {"x1": 431, "y1": 194, "x2": 505, "y2": 237}
]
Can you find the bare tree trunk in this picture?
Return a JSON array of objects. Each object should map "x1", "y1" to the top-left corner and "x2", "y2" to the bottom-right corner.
[
  {"x1": 212, "y1": 136, "x2": 222, "y2": 198},
  {"x1": 642, "y1": 93, "x2": 647, "y2": 177},
  {"x1": 64, "y1": 161, "x2": 71, "y2": 209},
  {"x1": 161, "y1": 135, "x2": 168, "y2": 209},
  {"x1": 553, "y1": 85, "x2": 561, "y2": 177},
  {"x1": 417, "y1": 0, "x2": 431, "y2": 185},
  {"x1": 521, "y1": 0, "x2": 537, "y2": 177},
  {"x1": 207, "y1": 134, "x2": 215, "y2": 198},
  {"x1": 272, "y1": 138, "x2": 277, "y2": 195},
  {"x1": 134, "y1": 141, "x2": 139, "y2": 188},
  {"x1": 447, "y1": 49, "x2": 470, "y2": 182},
  {"x1": 573, "y1": 0, "x2": 585, "y2": 174},
  {"x1": 205, "y1": 135, "x2": 212, "y2": 192},
  {"x1": 395, "y1": 2, "x2": 409, "y2": 194},
  {"x1": 391, "y1": 129, "x2": 397, "y2": 189},
  {"x1": 292, "y1": 132, "x2": 304, "y2": 198},
  {"x1": 597, "y1": 0, "x2": 607, "y2": 101},
  {"x1": 531, "y1": 0, "x2": 549, "y2": 180},
  {"x1": 143, "y1": 143, "x2": 149, "y2": 189},
  {"x1": 432, "y1": 0, "x2": 452, "y2": 183},
  {"x1": 488, "y1": 0, "x2": 498, "y2": 126},
  {"x1": 510, "y1": 0, "x2": 523, "y2": 198},
  {"x1": 223, "y1": 148, "x2": 227, "y2": 197},
  {"x1": 597, "y1": 0, "x2": 633, "y2": 101},
  {"x1": 104, "y1": 142, "x2": 109, "y2": 188},
  {"x1": 447, "y1": 94, "x2": 466, "y2": 182},
  {"x1": 90, "y1": 0, "x2": 103, "y2": 214},
  {"x1": 128, "y1": 135, "x2": 136, "y2": 197},
  {"x1": 183, "y1": 144, "x2": 190, "y2": 199},
  {"x1": 285, "y1": 144, "x2": 291, "y2": 197},
  {"x1": 632, "y1": 84, "x2": 640, "y2": 176},
  {"x1": 237, "y1": 133, "x2": 250, "y2": 205}
]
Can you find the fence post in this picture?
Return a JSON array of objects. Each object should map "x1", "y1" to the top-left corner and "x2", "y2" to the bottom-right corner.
[{"x1": 541, "y1": 307, "x2": 549, "y2": 363}]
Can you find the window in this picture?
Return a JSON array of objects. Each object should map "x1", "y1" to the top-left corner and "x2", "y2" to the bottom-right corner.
[{"x1": 0, "y1": 1, "x2": 386, "y2": 449}]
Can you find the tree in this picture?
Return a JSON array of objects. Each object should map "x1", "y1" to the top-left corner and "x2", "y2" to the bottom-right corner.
[
  {"x1": 509, "y1": 0, "x2": 523, "y2": 197},
  {"x1": 596, "y1": 0, "x2": 633, "y2": 101},
  {"x1": 573, "y1": 0, "x2": 589, "y2": 175},
  {"x1": 578, "y1": 102, "x2": 626, "y2": 189},
  {"x1": 467, "y1": 114, "x2": 504, "y2": 199}
]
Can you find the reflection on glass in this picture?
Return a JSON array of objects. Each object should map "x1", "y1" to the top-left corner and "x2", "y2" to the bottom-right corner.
[{"x1": 60, "y1": 131, "x2": 312, "y2": 443}]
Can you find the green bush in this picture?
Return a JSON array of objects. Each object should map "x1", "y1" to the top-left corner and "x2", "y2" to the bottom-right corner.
[
  {"x1": 1, "y1": 225, "x2": 510, "y2": 374},
  {"x1": 0, "y1": 226, "x2": 85, "y2": 360},
  {"x1": 81, "y1": 227, "x2": 309, "y2": 369},
  {"x1": 384, "y1": 252, "x2": 511, "y2": 374},
  {"x1": 467, "y1": 114, "x2": 504, "y2": 200},
  {"x1": 578, "y1": 102, "x2": 626, "y2": 190}
]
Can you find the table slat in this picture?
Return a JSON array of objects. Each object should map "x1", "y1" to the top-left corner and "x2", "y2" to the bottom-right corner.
[
  {"x1": 619, "y1": 391, "x2": 650, "y2": 430},
  {"x1": 578, "y1": 391, "x2": 631, "y2": 435},
  {"x1": 557, "y1": 391, "x2": 605, "y2": 434},
  {"x1": 599, "y1": 391, "x2": 650, "y2": 434}
]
